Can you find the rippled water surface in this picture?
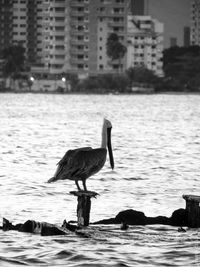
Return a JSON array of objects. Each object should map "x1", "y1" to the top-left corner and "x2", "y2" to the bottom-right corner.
[{"x1": 0, "y1": 93, "x2": 200, "y2": 266}]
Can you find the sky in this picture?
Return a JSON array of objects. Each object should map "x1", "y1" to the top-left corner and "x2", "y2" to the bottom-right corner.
[{"x1": 148, "y1": 0, "x2": 190, "y2": 48}]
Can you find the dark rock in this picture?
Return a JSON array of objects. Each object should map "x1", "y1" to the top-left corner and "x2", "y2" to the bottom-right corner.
[
  {"x1": 62, "y1": 220, "x2": 79, "y2": 231},
  {"x1": 146, "y1": 216, "x2": 170, "y2": 225},
  {"x1": 93, "y1": 208, "x2": 188, "y2": 227},
  {"x1": 2, "y1": 218, "x2": 16, "y2": 231},
  {"x1": 115, "y1": 209, "x2": 146, "y2": 225},
  {"x1": 169, "y1": 208, "x2": 187, "y2": 226},
  {"x1": 19, "y1": 220, "x2": 37, "y2": 233},
  {"x1": 41, "y1": 224, "x2": 69, "y2": 236}
]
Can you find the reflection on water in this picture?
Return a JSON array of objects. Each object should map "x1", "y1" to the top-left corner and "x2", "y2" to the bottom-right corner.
[{"x1": 0, "y1": 93, "x2": 200, "y2": 266}]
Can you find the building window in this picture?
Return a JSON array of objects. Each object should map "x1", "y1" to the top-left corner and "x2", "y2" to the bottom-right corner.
[
  {"x1": 55, "y1": 45, "x2": 65, "y2": 50},
  {"x1": 78, "y1": 64, "x2": 84, "y2": 69},
  {"x1": 77, "y1": 54, "x2": 84, "y2": 59},
  {"x1": 55, "y1": 17, "x2": 65, "y2": 22},
  {"x1": 77, "y1": 35, "x2": 84, "y2": 40},
  {"x1": 99, "y1": 7, "x2": 105, "y2": 12},
  {"x1": 56, "y1": 36, "x2": 65, "y2": 41},
  {"x1": 113, "y1": 7, "x2": 124, "y2": 14}
]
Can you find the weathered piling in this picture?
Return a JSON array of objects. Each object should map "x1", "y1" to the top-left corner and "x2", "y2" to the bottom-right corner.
[
  {"x1": 183, "y1": 195, "x2": 200, "y2": 227},
  {"x1": 70, "y1": 191, "x2": 98, "y2": 227}
]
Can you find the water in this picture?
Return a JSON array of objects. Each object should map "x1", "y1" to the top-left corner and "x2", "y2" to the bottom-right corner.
[{"x1": 0, "y1": 93, "x2": 199, "y2": 266}]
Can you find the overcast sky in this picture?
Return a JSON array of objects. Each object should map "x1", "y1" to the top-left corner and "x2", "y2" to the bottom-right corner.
[{"x1": 149, "y1": 0, "x2": 190, "y2": 48}]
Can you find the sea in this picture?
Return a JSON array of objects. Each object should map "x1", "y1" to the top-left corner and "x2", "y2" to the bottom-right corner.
[{"x1": 0, "y1": 93, "x2": 199, "y2": 266}]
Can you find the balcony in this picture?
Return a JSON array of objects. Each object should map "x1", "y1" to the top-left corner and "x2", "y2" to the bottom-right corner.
[
  {"x1": 70, "y1": 20, "x2": 85, "y2": 27},
  {"x1": 70, "y1": 10, "x2": 85, "y2": 16},
  {"x1": 41, "y1": 20, "x2": 51, "y2": 27},
  {"x1": 50, "y1": 58, "x2": 65, "y2": 64},
  {"x1": 50, "y1": 50, "x2": 65, "y2": 55},
  {"x1": 70, "y1": 48, "x2": 88, "y2": 55},
  {"x1": 41, "y1": 2, "x2": 50, "y2": 8},
  {"x1": 70, "y1": 57, "x2": 86, "y2": 64},
  {"x1": 70, "y1": 29, "x2": 85, "y2": 35},
  {"x1": 70, "y1": 1, "x2": 85, "y2": 7},
  {"x1": 70, "y1": 38, "x2": 85, "y2": 45},
  {"x1": 50, "y1": 11, "x2": 66, "y2": 17},
  {"x1": 53, "y1": 21, "x2": 66, "y2": 27},
  {"x1": 108, "y1": 21, "x2": 125, "y2": 27}
]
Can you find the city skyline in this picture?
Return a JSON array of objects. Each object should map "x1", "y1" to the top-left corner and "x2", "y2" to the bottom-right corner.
[
  {"x1": 0, "y1": 0, "x2": 164, "y2": 79},
  {"x1": 149, "y1": 0, "x2": 190, "y2": 48}
]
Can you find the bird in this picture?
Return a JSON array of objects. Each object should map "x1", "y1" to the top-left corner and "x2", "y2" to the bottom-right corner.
[{"x1": 48, "y1": 118, "x2": 114, "y2": 191}]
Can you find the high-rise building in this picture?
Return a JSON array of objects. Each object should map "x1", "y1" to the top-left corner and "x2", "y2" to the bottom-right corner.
[
  {"x1": 127, "y1": 15, "x2": 164, "y2": 77},
  {"x1": 12, "y1": 0, "x2": 70, "y2": 74},
  {"x1": 69, "y1": 0, "x2": 129, "y2": 76},
  {"x1": 129, "y1": 0, "x2": 145, "y2": 15},
  {"x1": 0, "y1": 0, "x2": 13, "y2": 76},
  {"x1": 0, "y1": 0, "x2": 13, "y2": 56},
  {"x1": 129, "y1": 0, "x2": 149, "y2": 15},
  {"x1": 0, "y1": 0, "x2": 163, "y2": 79},
  {"x1": 1, "y1": 0, "x2": 129, "y2": 77},
  {"x1": 183, "y1": 26, "x2": 190, "y2": 47},
  {"x1": 170, "y1": 37, "x2": 177, "y2": 47},
  {"x1": 190, "y1": 0, "x2": 200, "y2": 45}
]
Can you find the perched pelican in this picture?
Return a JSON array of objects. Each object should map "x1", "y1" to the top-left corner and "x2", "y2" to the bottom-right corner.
[{"x1": 48, "y1": 119, "x2": 114, "y2": 191}]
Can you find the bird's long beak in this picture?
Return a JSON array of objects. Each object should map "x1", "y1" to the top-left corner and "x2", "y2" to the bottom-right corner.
[{"x1": 107, "y1": 127, "x2": 114, "y2": 169}]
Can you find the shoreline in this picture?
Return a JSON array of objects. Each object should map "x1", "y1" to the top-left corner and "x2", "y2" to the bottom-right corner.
[{"x1": 1, "y1": 89, "x2": 200, "y2": 95}]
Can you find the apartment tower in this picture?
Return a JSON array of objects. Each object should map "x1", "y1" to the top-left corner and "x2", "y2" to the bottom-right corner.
[
  {"x1": 127, "y1": 15, "x2": 164, "y2": 77},
  {"x1": 0, "y1": 0, "x2": 13, "y2": 76},
  {"x1": 1, "y1": 0, "x2": 163, "y2": 78},
  {"x1": 0, "y1": 0, "x2": 13, "y2": 56},
  {"x1": 190, "y1": 0, "x2": 200, "y2": 45},
  {"x1": 183, "y1": 26, "x2": 190, "y2": 47},
  {"x1": 69, "y1": 0, "x2": 129, "y2": 76}
]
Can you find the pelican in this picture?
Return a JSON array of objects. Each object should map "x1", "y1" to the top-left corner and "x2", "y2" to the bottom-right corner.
[{"x1": 48, "y1": 119, "x2": 114, "y2": 191}]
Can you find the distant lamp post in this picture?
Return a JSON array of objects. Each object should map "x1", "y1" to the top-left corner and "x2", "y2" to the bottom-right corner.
[
  {"x1": 62, "y1": 77, "x2": 66, "y2": 82},
  {"x1": 29, "y1": 76, "x2": 35, "y2": 91}
]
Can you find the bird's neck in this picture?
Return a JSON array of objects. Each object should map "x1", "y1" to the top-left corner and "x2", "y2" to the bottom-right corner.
[{"x1": 101, "y1": 124, "x2": 107, "y2": 148}]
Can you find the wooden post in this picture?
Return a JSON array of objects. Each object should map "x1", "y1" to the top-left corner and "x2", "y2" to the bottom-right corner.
[
  {"x1": 183, "y1": 195, "x2": 200, "y2": 227},
  {"x1": 70, "y1": 191, "x2": 98, "y2": 227}
]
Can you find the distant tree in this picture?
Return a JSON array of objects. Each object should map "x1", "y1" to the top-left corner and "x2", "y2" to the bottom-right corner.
[
  {"x1": 106, "y1": 33, "x2": 127, "y2": 72},
  {"x1": 163, "y1": 45, "x2": 200, "y2": 90},
  {"x1": 98, "y1": 73, "x2": 129, "y2": 92},
  {"x1": 2, "y1": 45, "x2": 26, "y2": 78},
  {"x1": 126, "y1": 66, "x2": 159, "y2": 86}
]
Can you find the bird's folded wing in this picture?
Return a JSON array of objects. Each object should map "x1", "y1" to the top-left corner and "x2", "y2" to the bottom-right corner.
[{"x1": 57, "y1": 147, "x2": 92, "y2": 166}]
